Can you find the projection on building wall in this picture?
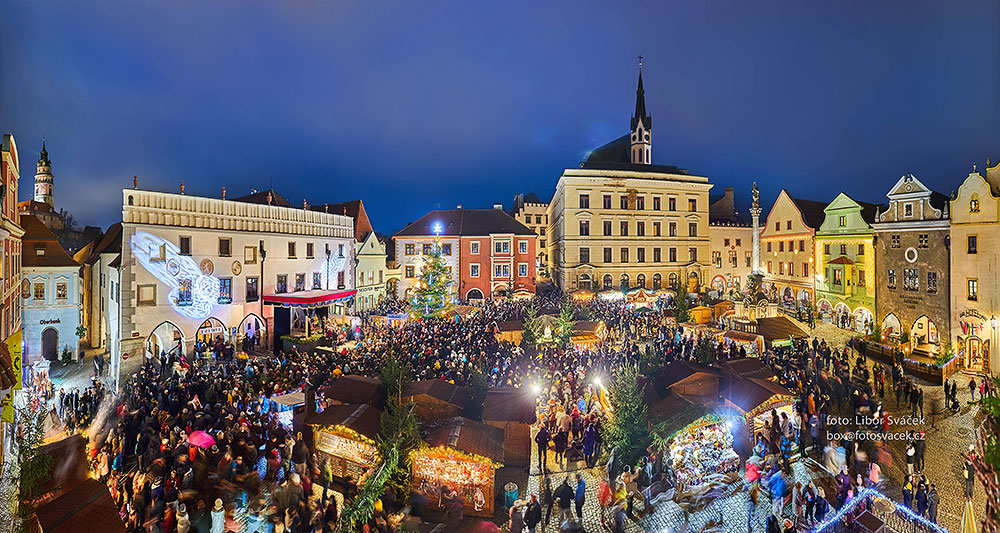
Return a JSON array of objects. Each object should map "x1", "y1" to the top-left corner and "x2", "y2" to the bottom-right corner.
[{"x1": 130, "y1": 232, "x2": 220, "y2": 320}]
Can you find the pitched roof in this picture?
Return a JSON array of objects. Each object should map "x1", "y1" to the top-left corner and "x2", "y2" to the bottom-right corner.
[
  {"x1": 21, "y1": 214, "x2": 79, "y2": 268},
  {"x1": 580, "y1": 135, "x2": 689, "y2": 175},
  {"x1": 304, "y1": 403, "x2": 382, "y2": 441},
  {"x1": 395, "y1": 209, "x2": 535, "y2": 237},
  {"x1": 655, "y1": 360, "x2": 720, "y2": 390},
  {"x1": 321, "y1": 374, "x2": 380, "y2": 405},
  {"x1": 483, "y1": 387, "x2": 537, "y2": 423},
  {"x1": 311, "y1": 200, "x2": 374, "y2": 242},
  {"x1": 754, "y1": 316, "x2": 809, "y2": 342},
  {"x1": 725, "y1": 376, "x2": 793, "y2": 413},
  {"x1": 828, "y1": 256, "x2": 854, "y2": 265},
  {"x1": 788, "y1": 195, "x2": 829, "y2": 229},
  {"x1": 35, "y1": 478, "x2": 125, "y2": 533},
  {"x1": 423, "y1": 417, "x2": 505, "y2": 463},
  {"x1": 717, "y1": 358, "x2": 775, "y2": 381},
  {"x1": 231, "y1": 189, "x2": 293, "y2": 208},
  {"x1": 18, "y1": 199, "x2": 57, "y2": 215},
  {"x1": 405, "y1": 379, "x2": 470, "y2": 407},
  {"x1": 76, "y1": 223, "x2": 123, "y2": 267}
]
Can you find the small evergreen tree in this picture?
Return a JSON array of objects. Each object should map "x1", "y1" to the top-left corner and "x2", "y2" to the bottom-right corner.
[
  {"x1": 462, "y1": 365, "x2": 489, "y2": 421},
  {"x1": 605, "y1": 362, "x2": 650, "y2": 468},
  {"x1": 409, "y1": 237, "x2": 453, "y2": 318},
  {"x1": 695, "y1": 335, "x2": 717, "y2": 364},
  {"x1": 672, "y1": 279, "x2": 691, "y2": 323},
  {"x1": 522, "y1": 302, "x2": 543, "y2": 346},
  {"x1": 556, "y1": 299, "x2": 576, "y2": 346}
]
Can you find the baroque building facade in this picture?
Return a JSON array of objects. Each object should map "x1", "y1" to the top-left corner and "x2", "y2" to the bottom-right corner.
[{"x1": 759, "y1": 190, "x2": 825, "y2": 310}]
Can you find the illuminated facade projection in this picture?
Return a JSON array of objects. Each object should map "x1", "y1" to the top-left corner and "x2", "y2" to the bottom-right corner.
[{"x1": 116, "y1": 187, "x2": 354, "y2": 389}]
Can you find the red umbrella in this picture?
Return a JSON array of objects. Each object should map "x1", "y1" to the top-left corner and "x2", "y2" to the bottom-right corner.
[{"x1": 187, "y1": 430, "x2": 216, "y2": 449}]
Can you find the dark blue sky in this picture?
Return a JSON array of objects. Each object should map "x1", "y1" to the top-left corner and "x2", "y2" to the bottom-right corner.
[{"x1": 2, "y1": 1, "x2": 998, "y2": 234}]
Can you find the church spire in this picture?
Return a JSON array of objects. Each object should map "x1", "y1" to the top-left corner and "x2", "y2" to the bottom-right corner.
[
  {"x1": 38, "y1": 138, "x2": 50, "y2": 166},
  {"x1": 629, "y1": 56, "x2": 652, "y2": 164}
]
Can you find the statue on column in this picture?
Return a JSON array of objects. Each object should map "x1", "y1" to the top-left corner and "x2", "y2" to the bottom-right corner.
[{"x1": 752, "y1": 181, "x2": 759, "y2": 210}]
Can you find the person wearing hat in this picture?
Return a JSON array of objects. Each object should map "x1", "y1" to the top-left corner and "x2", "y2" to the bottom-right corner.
[
  {"x1": 211, "y1": 498, "x2": 225, "y2": 533},
  {"x1": 177, "y1": 503, "x2": 191, "y2": 533}
]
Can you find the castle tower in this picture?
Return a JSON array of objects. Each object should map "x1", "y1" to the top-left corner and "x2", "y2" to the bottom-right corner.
[
  {"x1": 34, "y1": 140, "x2": 54, "y2": 206},
  {"x1": 630, "y1": 57, "x2": 652, "y2": 165}
]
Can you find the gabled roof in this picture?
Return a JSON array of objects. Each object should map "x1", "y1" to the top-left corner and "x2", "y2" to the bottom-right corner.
[
  {"x1": 231, "y1": 189, "x2": 293, "y2": 208},
  {"x1": 395, "y1": 209, "x2": 535, "y2": 237},
  {"x1": 788, "y1": 195, "x2": 829, "y2": 229},
  {"x1": 304, "y1": 403, "x2": 382, "y2": 441},
  {"x1": 718, "y1": 358, "x2": 775, "y2": 381},
  {"x1": 828, "y1": 256, "x2": 854, "y2": 265},
  {"x1": 755, "y1": 316, "x2": 809, "y2": 342},
  {"x1": 311, "y1": 200, "x2": 374, "y2": 242},
  {"x1": 21, "y1": 214, "x2": 79, "y2": 268},
  {"x1": 75, "y1": 223, "x2": 123, "y2": 266},
  {"x1": 655, "y1": 360, "x2": 720, "y2": 391},
  {"x1": 423, "y1": 417, "x2": 505, "y2": 463},
  {"x1": 18, "y1": 200, "x2": 57, "y2": 215},
  {"x1": 322, "y1": 374, "x2": 380, "y2": 405},
  {"x1": 483, "y1": 387, "x2": 537, "y2": 423},
  {"x1": 405, "y1": 379, "x2": 470, "y2": 407},
  {"x1": 725, "y1": 376, "x2": 793, "y2": 414}
]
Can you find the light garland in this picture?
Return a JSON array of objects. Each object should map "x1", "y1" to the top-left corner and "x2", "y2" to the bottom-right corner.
[
  {"x1": 315, "y1": 426, "x2": 378, "y2": 466},
  {"x1": 807, "y1": 487, "x2": 949, "y2": 533},
  {"x1": 745, "y1": 394, "x2": 794, "y2": 421}
]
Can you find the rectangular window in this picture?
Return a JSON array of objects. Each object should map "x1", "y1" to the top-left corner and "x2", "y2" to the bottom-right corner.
[
  {"x1": 779, "y1": 241, "x2": 785, "y2": 252},
  {"x1": 669, "y1": 248, "x2": 677, "y2": 262},
  {"x1": 767, "y1": 261, "x2": 772, "y2": 273},
  {"x1": 968, "y1": 235, "x2": 978, "y2": 254},
  {"x1": 918, "y1": 234, "x2": 928, "y2": 249},
  {"x1": 653, "y1": 197, "x2": 661, "y2": 210},
  {"x1": 832, "y1": 269, "x2": 842, "y2": 286},
  {"x1": 775, "y1": 222, "x2": 780, "y2": 231},
  {"x1": 802, "y1": 263, "x2": 808, "y2": 277},
  {"x1": 620, "y1": 196, "x2": 628, "y2": 210},
  {"x1": 621, "y1": 248, "x2": 629, "y2": 263},
  {"x1": 729, "y1": 251, "x2": 738, "y2": 267},
  {"x1": 32, "y1": 282, "x2": 44, "y2": 301},
  {"x1": 798, "y1": 240, "x2": 804, "y2": 252},
  {"x1": 288, "y1": 242, "x2": 296, "y2": 258},
  {"x1": 337, "y1": 270, "x2": 346, "y2": 288},
  {"x1": 903, "y1": 268, "x2": 919, "y2": 291},
  {"x1": 620, "y1": 221, "x2": 629, "y2": 236},
  {"x1": 927, "y1": 271, "x2": 938, "y2": 294},
  {"x1": 904, "y1": 203, "x2": 913, "y2": 217},
  {"x1": 839, "y1": 244, "x2": 847, "y2": 255},
  {"x1": 442, "y1": 243, "x2": 452, "y2": 255},
  {"x1": 887, "y1": 269, "x2": 896, "y2": 289},
  {"x1": 470, "y1": 241, "x2": 479, "y2": 254},
  {"x1": 218, "y1": 278, "x2": 232, "y2": 304},
  {"x1": 713, "y1": 251, "x2": 722, "y2": 268},
  {"x1": 637, "y1": 248, "x2": 645, "y2": 263},
  {"x1": 891, "y1": 235, "x2": 900, "y2": 248},
  {"x1": 423, "y1": 243, "x2": 432, "y2": 255},
  {"x1": 636, "y1": 196, "x2": 645, "y2": 210},
  {"x1": 637, "y1": 221, "x2": 645, "y2": 236},
  {"x1": 579, "y1": 193, "x2": 589, "y2": 209},
  {"x1": 838, "y1": 215, "x2": 846, "y2": 227},
  {"x1": 470, "y1": 264, "x2": 480, "y2": 277},
  {"x1": 535, "y1": 215, "x2": 542, "y2": 224},
  {"x1": 688, "y1": 198, "x2": 697, "y2": 212},
  {"x1": 518, "y1": 263, "x2": 528, "y2": 277},
  {"x1": 178, "y1": 279, "x2": 193, "y2": 305},
  {"x1": 746, "y1": 252, "x2": 752, "y2": 268},
  {"x1": 788, "y1": 262, "x2": 795, "y2": 276},
  {"x1": 55, "y1": 282, "x2": 68, "y2": 300},
  {"x1": 857, "y1": 243, "x2": 864, "y2": 255},
  {"x1": 246, "y1": 277, "x2": 259, "y2": 302},
  {"x1": 579, "y1": 247, "x2": 590, "y2": 263},
  {"x1": 137, "y1": 284, "x2": 156, "y2": 305},
  {"x1": 688, "y1": 223, "x2": 697, "y2": 237},
  {"x1": 405, "y1": 243, "x2": 415, "y2": 256},
  {"x1": 767, "y1": 242, "x2": 772, "y2": 252},
  {"x1": 668, "y1": 198, "x2": 676, "y2": 211},
  {"x1": 518, "y1": 241, "x2": 528, "y2": 254},
  {"x1": 306, "y1": 242, "x2": 314, "y2": 258},
  {"x1": 653, "y1": 222, "x2": 661, "y2": 237},
  {"x1": 857, "y1": 270, "x2": 865, "y2": 287},
  {"x1": 405, "y1": 266, "x2": 415, "y2": 278},
  {"x1": 779, "y1": 262, "x2": 785, "y2": 275},
  {"x1": 244, "y1": 246, "x2": 257, "y2": 264},
  {"x1": 579, "y1": 220, "x2": 590, "y2": 236},
  {"x1": 603, "y1": 194, "x2": 612, "y2": 209},
  {"x1": 276, "y1": 274, "x2": 287, "y2": 293},
  {"x1": 295, "y1": 273, "x2": 305, "y2": 292},
  {"x1": 604, "y1": 248, "x2": 612, "y2": 262},
  {"x1": 539, "y1": 228, "x2": 545, "y2": 236},
  {"x1": 689, "y1": 248, "x2": 697, "y2": 262},
  {"x1": 310, "y1": 272, "x2": 322, "y2": 289},
  {"x1": 603, "y1": 220, "x2": 612, "y2": 236},
  {"x1": 669, "y1": 222, "x2": 677, "y2": 237},
  {"x1": 494, "y1": 264, "x2": 510, "y2": 278},
  {"x1": 786, "y1": 220, "x2": 792, "y2": 230},
  {"x1": 653, "y1": 248, "x2": 661, "y2": 262},
  {"x1": 968, "y1": 279, "x2": 978, "y2": 301},
  {"x1": 179, "y1": 236, "x2": 191, "y2": 255},
  {"x1": 823, "y1": 244, "x2": 830, "y2": 255},
  {"x1": 495, "y1": 241, "x2": 510, "y2": 254},
  {"x1": 218, "y1": 238, "x2": 232, "y2": 257}
]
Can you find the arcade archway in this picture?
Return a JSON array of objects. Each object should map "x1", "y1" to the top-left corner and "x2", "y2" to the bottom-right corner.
[
  {"x1": 881, "y1": 313, "x2": 901, "y2": 339},
  {"x1": 197, "y1": 317, "x2": 229, "y2": 344},
  {"x1": 466, "y1": 288, "x2": 484, "y2": 301},
  {"x1": 711, "y1": 275, "x2": 726, "y2": 292},
  {"x1": 147, "y1": 321, "x2": 185, "y2": 358},
  {"x1": 910, "y1": 315, "x2": 939, "y2": 351}
]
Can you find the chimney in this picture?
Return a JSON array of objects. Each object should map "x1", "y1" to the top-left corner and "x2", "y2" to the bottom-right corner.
[{"x1": 493, "y1": 203, "x2": 503, "y2": 210}]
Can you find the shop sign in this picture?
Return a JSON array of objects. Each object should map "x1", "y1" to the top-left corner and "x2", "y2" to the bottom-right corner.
[
  {"x1": 198, "y1": 326, "x2": 224, "y2": 335},
  {"x1": 7, "y1": 331, "x2": 22, "y2": 391},
  {"x1": 39, "y1": 319, "x2": 61, "y2": 325}
]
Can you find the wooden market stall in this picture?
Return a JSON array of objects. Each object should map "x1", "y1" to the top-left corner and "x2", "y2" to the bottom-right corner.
[
  {"x1": 306, "y1": 403, "x2": 383, "y2": 481},
  {"x1": 719, "y1": 330, "x2": 765, "y2": 357},
  {"x1": 493, "y1": 321, "x2": 524, "y2": 345},
  {"x1": 689, "y1": 306, "x2": 714, "y2": 324},
  {"x1": 404, "y1": 380, "x2": 470, "y2": 422},
  {"x1": 666, "y1": 414, "x2": 740, "y2": 492},
  {"x1": 483, "y1": 387, "x2": 538, "y2": 466},
  {"x1": 569, "y1": 320, "x2": 607, "y2": 349},
  {"x1": 442, "y1": 305, "x2": 481, "y2": 321},
  {"x1": 723, "y1": 376, "x2": 796, "y2": 443},
  {"x1": 412, "y1": 417, "x2": 505, "y2": 517},
  {"x1": 322, "y1": 374, "x2": 380, "y2": 407},
  {"x1": 270, "y1": 390, "x2": 306, "y2": 431}
]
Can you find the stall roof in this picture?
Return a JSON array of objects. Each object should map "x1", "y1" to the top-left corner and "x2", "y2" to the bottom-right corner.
[
  {"x1": 723, "y1": 330, "x2": 763, "y2": 343},
  {"x1": 405, "y1": 379, "x2": 470, "y2": 408},
  {"x1": 483, "y1": 387, "x2": 537, "y2": 424},
  {"x1": 272, "y1": 391, "x2": 306, "y2": 407},
  {"x1": 649, "y1": 396, "x2": 711, "y2": 438},
  {"x1": 725, "y1": 376, "x2": 793, "y2": 414},
  {"x1": 754, "y1": 316, "x2": 809, "y2": 341},
  {"x1": 424, "y1": 417, "x2": 505, "y2": 463},
  {"x1": 442, "y1": 305, "x2": 480, "y2": 319},
  {"x1": 495, "y1": 320, "x2": 523, "y2": 333},
  {"x1": 656, "y1": 360, "x2": 720, "y2": 391},
  {"x1": 718, "y1": 358, "x2": 776, "y2": 381},
  {"x1": 262, "y1": 289, "x2": 357, "y2": 309},
  {"x1": 35, "y1": 478, "x2": 125, "y2": 533},
  {"x1": 305, "y1": 403, "x2": 383, "y2": 441},
  {"x1": 573, "y1": 321, "x2": 604, "y2": 335},
  {"x1": 323, "y1": 375, "x2": 380, "y2": 405}
]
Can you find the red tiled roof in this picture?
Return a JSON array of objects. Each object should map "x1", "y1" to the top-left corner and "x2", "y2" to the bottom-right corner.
[
  {"x1": 828, "y1": 256, "x2": 854, "y2": 265},
  {"x1": 21, "y1": 215, "x2": 79, "y2": 268},
  {"x1": 395, "y1": 209, "x2": 535, "y2": 237}
]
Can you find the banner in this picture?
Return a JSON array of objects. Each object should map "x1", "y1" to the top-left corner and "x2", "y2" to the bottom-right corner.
[
  {"x1": 0, "y1": 394, "x2": 11, "y2": 422},
  {"x1": 7, "y1": 330, "x2": 22, "y2": 390}
]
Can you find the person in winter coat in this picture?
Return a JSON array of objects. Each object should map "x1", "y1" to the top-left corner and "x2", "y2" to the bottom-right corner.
[
  {"x1": 583, "y1": 425, "x2": 597, "y2": 468},
  {"x1": 815, "y1": 487, "x2": 829, "y2": 523},
  {"x1": 535, "y1": 424, "x2": 551, "y2": 472},
  {"x1": 211, "y1": 498, "x2": 226, "y2": 533},
  {"x1": 508, "y1": 501, "x2": 526, "y2": 533},
  {"x1": 574, "y1": 473, "x2": 586, "y2": 519},
  {"x1": 916, "y1": 483, "x2": 928, "y2": 517},
  {"x1": 902, "y1": 475, "x2": 914, "y2": 509},
  {"x1": 927, "y1": 483, "x2": 940, "y2": 524},
  {"x1": 524, "y1": 494, "x2": 542, "y2": 533}
]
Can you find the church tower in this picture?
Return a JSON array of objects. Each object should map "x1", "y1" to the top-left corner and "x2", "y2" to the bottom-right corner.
[
  {"x1": 34, "y1": 140, "x2": 54, "y2": 206},
  {"x1": 630, "y1": 58, "x2": 652, "y2": 165}
]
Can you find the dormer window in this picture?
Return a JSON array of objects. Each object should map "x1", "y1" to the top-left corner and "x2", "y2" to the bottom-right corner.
[{"x1": 35, "y1": 246, "x2": 45, "y2": 256}]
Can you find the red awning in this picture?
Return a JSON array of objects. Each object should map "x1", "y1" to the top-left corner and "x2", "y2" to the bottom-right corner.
[{"x1": 263, "y1": 289, "x2": 357, "y2": 308}]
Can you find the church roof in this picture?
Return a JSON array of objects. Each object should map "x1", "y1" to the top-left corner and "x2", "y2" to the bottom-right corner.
[
  {"x1": 21, "y1": 214, "x2": 79, "y2": 268},
  {"x1": 395, "y1": 208, "x2": 535, "y2": 237},
  {"x1": 631, "y1": 70, "x2": 651, "y2": 131},
  {"x1": 580, "y1": 134, "x2": 688, "y2": 174},
  {"x1": 231, "y1": 189, "x2": 293, "y2": 208}
]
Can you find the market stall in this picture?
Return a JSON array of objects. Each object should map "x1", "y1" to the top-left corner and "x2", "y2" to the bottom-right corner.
[
  {"x1": 270, "y1": 391, "x2": 305, "y2": 430},
  {"x1": 667, "y1": 414, "x2": 739, "y2": 492},
  {"x1": 719, "y1": 330, "x2": 764, "y2": 357},
  {"x1": 306, "y1": 403, "x2": 383, "y2": 481},
  {"x1": 724, "y1": 376, "x2": 796, "y2": 445},
  {"x1": 412, "y1": 417, "x2": 504, "y2": 517}
]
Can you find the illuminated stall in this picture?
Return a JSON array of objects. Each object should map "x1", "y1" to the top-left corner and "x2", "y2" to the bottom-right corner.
[
  {"x1": 667, "y1": 414, "x2": 739, "y2": 491},
  {"x1": 724, "y1": 376, "x2": 795, "y2": 442},
  {"x1": 306, "y1": 403, "x2": 382, "y2": 481},
  {"x1": 412, "y1": 417, "x2": 504, "y2": 517},
  {"x1": 263, "y1": 289, "x2": 357, "y2": 350},
  {"x1": 719, "y1": 330, "x2": 764, "y2": 357},
  {"x1": 270, "y1": 390, "x2": 305, "y2": 430}
]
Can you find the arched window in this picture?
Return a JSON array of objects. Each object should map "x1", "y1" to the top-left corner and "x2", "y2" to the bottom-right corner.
[
  {"x1": 652, "y1": 273, "x2": 662, "y2": 290},
  {"x1": 668, "y1": 272, "x2": 678, "y2": 287},
  {"x1": 620, "y1": 273, "x2": 630, "y2": 291},
  {"x1": 603, "y1": 274, "x2": 613, "y2": 289},
  {"x1": 971, "y1": 194, "x2": 981, "y2": 213},
  {"x1": 636, "y1": 273, "x2": 646, "y2": 289}
]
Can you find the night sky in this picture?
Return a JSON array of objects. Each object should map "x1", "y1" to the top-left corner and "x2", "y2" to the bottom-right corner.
[{"x1": 1, "y1": 1, "x2": 998, "y2": 234}]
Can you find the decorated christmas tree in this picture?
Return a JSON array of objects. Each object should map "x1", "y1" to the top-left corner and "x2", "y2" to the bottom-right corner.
[{"x1": 409, "y1": 233, "x2": 454, "y2": 318}]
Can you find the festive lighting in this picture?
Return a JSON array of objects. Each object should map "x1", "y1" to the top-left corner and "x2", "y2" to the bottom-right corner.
[
  {"x1": 130, "y1": 232, "x2": 219, "y2": 319},
  {"x1": 807, "y1": 487, "x2": 949, "y2": 533}
]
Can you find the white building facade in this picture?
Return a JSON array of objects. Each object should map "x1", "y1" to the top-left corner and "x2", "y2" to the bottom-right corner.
[
  {"x1": 117, "y1": 189, "x2": 354, "y2": 388},
  {"x1": 20, "y1": 215, "x2": 81, "y2": 362}
]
